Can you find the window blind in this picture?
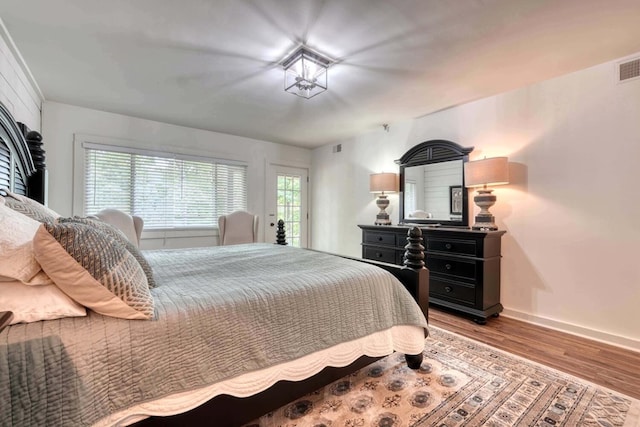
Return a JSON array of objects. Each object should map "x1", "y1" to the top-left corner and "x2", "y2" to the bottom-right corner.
[
  {"x1": 405, "y1": 181, "x2": 417, "y2": 214},
  {"x1": 84, "y1": 144, "x2": 247, "y2": 229}
]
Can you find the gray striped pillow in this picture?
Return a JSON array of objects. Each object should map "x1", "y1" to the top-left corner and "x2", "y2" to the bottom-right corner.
[
  {"x1": 3, "y1": 191, "x2": 59, "y2": 223},
  {"x1": 34, "y1": 221, "x2": 154, "y2": 320},
  {"x1": 59, "y1": 216, "x2": 157, "y2": 288}
]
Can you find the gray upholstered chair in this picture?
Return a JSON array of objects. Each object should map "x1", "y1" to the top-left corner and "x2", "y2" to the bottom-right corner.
[
  {"x1": 95, "y1": 208, "x2": 144, "y2": 248},
  {"x1": 218, "y1": 211, "x2": 259, "y2": 245}
]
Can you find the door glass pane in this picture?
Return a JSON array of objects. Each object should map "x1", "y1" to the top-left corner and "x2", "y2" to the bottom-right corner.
[{"x1": 277, "y1": 173, "x2": 302, "y2": 247}]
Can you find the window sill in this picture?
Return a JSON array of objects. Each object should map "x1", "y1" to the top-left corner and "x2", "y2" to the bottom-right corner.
[{"x1": 142, "y1": 228, "x2": 218, "y2": 240}]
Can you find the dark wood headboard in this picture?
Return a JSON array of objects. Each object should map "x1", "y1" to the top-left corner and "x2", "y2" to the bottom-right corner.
[{"x1": 0, "y1": 101, "x2": 45, "y2": 202}]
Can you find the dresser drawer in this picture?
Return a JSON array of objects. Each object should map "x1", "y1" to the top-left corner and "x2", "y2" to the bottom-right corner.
[
  {"x1": 363, "y1": 246, "x2": 397, "y2": 263},
  {"x1": 364, "y1": 231, "x2": 396, "y2": 246},
  {"x1": 426, "y1": 256, "x2": 477, "y2": 280},
  {"x1": 430, "y1": 278, "x2": 475, "y2": 305},
  {"x1": 427, "y1": 238, "x2": 477, "y2": 257}
]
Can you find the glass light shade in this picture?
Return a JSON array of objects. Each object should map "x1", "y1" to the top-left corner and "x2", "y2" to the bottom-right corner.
[
  {"x1": 283, "y1": 46, "x2": 331, "y2": 99},
  {"x1": 370, "y1": 173, "x2": 399, "y2": 193},
  {"x1": 464, "y1": 157, "x2": 509, "y2": 188}
]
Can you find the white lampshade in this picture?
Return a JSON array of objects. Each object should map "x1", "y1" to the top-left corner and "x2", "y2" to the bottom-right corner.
[
  {"x1": 464, "y1": 157, "x2": 509, "y2": 188},
  {"x1": 370, "y1": 173, "x2": 398, "y2": 193}
]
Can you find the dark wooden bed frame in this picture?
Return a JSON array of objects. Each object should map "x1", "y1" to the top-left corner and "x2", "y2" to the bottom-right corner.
[{"x1": 0, "y1": 102, "x2": 429, "y2": 427}]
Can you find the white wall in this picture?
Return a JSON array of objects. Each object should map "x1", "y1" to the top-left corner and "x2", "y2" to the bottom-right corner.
[
  {"x1": 0, "y1": 18, "x2": 41, "y2": 130},
  {"x1": 43, "y1": 101, "x2": 311, "y2": 249},
  {"x1": 312, "y1": 53, "x2": 640, "y2": 351}
]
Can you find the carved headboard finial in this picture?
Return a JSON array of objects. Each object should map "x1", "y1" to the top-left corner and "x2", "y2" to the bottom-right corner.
[{"x1": 25, "y1": 130, "x2": 46, "y2": 171}]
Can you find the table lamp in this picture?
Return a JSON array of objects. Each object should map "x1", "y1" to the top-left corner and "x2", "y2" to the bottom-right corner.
[
  {"x1": 369, "y1": 172, "x2": 398, "y2": 225},
  {"x1": 464, "y1": 157, "x2": 509, "y2": 230}
]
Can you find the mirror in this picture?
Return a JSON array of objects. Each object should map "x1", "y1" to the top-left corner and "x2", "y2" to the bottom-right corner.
[{"x1": 396, "y1": 140, "x2": 474, "y2": 227}]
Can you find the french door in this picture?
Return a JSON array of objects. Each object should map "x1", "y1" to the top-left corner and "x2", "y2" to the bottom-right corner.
[{"x1": 265, "y1": 165, "x2": 308, "y2": 247}]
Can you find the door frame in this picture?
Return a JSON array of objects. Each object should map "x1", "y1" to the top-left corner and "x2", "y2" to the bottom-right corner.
[{"x1": 264, "y1": 161, "x2": 311, "y2": 247}]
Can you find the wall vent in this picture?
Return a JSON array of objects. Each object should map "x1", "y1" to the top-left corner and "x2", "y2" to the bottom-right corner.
[{"x1": 618, "y1": 58, "x2": 640, "y2": 82}]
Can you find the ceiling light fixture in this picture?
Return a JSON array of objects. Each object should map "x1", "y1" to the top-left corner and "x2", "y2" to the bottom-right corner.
[{"x1": 281, "y1": 45, "x2": 332, "y2": 99}]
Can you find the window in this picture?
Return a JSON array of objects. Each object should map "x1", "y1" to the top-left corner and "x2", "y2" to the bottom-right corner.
[
  {"x1": 405, "y1": 180, "x2": 417, "y2": 214},
  {"x1": 83, "y1": 143, "x2": 247, "y2": 229}
]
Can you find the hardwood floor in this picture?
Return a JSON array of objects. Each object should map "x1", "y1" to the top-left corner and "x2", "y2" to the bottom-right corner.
[{"x1": 428, "y1": 307, "x2": 640, "y2": 400}]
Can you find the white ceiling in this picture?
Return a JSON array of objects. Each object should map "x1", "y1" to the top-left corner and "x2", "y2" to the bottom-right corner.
[{"x1": 2, "y1": 0, "x2": 640, "y2": 148}]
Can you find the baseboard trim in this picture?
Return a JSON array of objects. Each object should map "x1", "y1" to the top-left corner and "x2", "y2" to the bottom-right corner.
[{"x1": 501, "y1": 308, "x2": 640, "y2": 353}]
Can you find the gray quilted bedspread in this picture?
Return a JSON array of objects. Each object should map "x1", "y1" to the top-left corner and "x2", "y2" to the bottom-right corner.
[{"x1": 0, "y1": 244, "x2": 427, "y2": 426}]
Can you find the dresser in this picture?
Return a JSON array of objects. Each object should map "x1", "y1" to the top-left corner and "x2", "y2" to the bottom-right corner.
[{"x1": 359, "y1": 225, "x2": 505, "y2": 324}]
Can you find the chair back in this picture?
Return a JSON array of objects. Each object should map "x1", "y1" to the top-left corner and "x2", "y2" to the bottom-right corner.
[
  {"x1": 218, "y1": 211, "x2": 259, "y2": 245},
  {"x1": 95, "y1": 209, "x2": 144, "y2": 247}
]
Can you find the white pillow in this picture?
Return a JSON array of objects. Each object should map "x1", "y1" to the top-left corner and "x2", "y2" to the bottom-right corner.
[
  {"x1": 0, "y1": 280, "x2": 86, "y2": 325},
  {"x1": 0, "y1": 201, "x2": 52, "y2": 285}
]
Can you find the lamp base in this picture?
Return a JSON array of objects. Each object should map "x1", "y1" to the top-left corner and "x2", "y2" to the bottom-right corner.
[
  {"x1": 471, "y1": 189, "x2": 499, "y2": 231},
  {"x1": 375, "y1": 215, "x2": 391, "y2": 226},
  {"x1": 375, "y1": 194, "x2": 391, "y2": 225},
  {"x1": 471, "y1": 215, "x2": 498, "y2": 231}
]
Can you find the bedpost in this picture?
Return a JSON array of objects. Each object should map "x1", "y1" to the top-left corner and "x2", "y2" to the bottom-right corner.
[
  {"x1": 276, "y1": 219, "x2": 287, "y2": 245},
  {"x1": 401, "y1": 226, "x2": 428, "y2": 369},
  {"x1": 396, "y1": 226, "x2": 429, "y2": 317}
]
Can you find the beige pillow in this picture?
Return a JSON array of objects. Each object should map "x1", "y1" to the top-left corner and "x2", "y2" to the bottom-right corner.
[
  {"x1": 2, "y1": 189, "x2": 60, "y2": 222},
  {"x1": 59, "y1": 216, "x2": 156, "y2": 288},
  {"x1": 33, "y1": 222, "x2": 154, "y2": 320},
  {"x1": 0, "y1": 201, "x2": 53, "y2": 285},
  {"x1": 0, "y1": 280, "x2": 86, "y2": 324}
]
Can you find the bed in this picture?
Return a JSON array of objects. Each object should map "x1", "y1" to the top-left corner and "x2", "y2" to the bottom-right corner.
[{"x1": 0, "y1": 101, "x2": 429, "y2": 426}]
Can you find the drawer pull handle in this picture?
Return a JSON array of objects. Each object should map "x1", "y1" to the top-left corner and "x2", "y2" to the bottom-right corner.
[
  {"x1": 377, "y1": 253, "x2": 383, "y2": 258},
  {"x1": 445, "y1": 264, "x2": 452, "y2": 270},
  {"x1": 445, "y1": 286, "x2": 452, "y2": 293},
  {"x1": 445, "y1": 243, "x2": 452, "y2": 250},
  {"x1": 378, "y1": 237, "x2": 383, "y2": 241}
]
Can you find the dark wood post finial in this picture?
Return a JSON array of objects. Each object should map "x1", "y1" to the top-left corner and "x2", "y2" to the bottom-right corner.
[
  {"x1": 25, "y1": 130, "x2": 46, "y2": 171},
  {"x1": 403, "y1": 226, "x2": 425, "y2": 270},
  {"x1": 276, "y1": 219, "x2": 288, "y2": 245}
]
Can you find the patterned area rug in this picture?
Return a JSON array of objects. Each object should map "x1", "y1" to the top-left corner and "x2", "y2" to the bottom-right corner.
[{"x1": 244, "y1": 326, "x2": 640, "y2": 426}]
